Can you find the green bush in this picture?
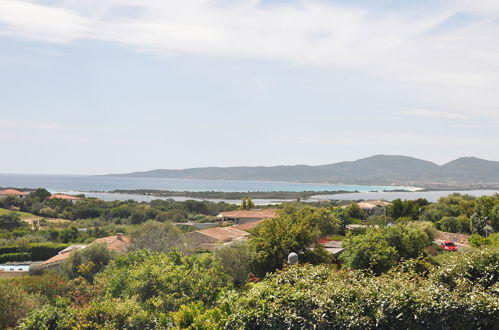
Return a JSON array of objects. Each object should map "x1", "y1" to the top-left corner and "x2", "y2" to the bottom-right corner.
[
  {"x1": 436, "y1": 216, "x2": 471, "y2": 234},
  {"x1": 0, "y1": 245, "x2": 21, "y2": 254},
  {"x1": 0, "y1": 252, "x2": 30, "y2": 263},
  {"x1": 30, "y1": 243, "x2": 70, "y2": 261},
  {"x1": 97, "y1": 249, "x2": 232, "y2": 313},
  {"x1": 0, "y1": 280, "x2": 41, "y2": 329},
  {"x1": 0, "y1": 243, "x2": 69, "y2": 261},
  {"x1": 18, "y1": 304, "x2": 77, "y2": 330},
  {"x1": 60, "y1": 243, "x2": 115, "y2": 282},
  {"x1": 430, "y1": 247, "x2": 499, "y2": 290},
  {"x1": 340, "y1": 225, "x2": 432, "y2": 274},
  {"x1": 225, "y1": 263, "x2": 499, "y2": 329}
]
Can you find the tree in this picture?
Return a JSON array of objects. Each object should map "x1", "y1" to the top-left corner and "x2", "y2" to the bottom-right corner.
[
  {"x1": 246, "y1": 197, "x2": 254, "y2": 209},
  {"x1": 471, "y1": 213, "x2": 487, "y2": 236},
  {"x1": 129, "y1": 220, "x2": 186, "y2": 253},
  {"x1": 340, "y1": 225, "x2": 431, "y2": 274},
  {"x1": 386, "y1": 198, "x2": 404, "y2": 219},
  {"x1": 28, "y1": 188, "x2": 51, "y2": 202},
  {"x1": 0, "y1": 212, "x2": 24, "y2": 230},
  {"x1": 249, "y1": 205, "x2": 337, "y2": 276},
  {"x1": 97, "y1": 250, "x2": 232, "y2": 312},
  {"x1": 0, "y1": 281, "x2": 41, "y2": 329},
  {"x1": 215, "y1": 243, "x2": 254, "y2": 287},
  {"x1": 345, "y1": 203, "x2": 367, "y2": 220},
  {"x1": 240, "y1": 198, "x2": 247, "y2": 210},
  {"x1": 61, "y1": 243, "x2": 115, "y2": 282}
]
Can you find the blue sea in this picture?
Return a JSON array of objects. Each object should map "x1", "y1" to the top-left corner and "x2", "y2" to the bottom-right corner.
[
  {"x1": 0, "y1": 174, "x2": 496, "y2": 203},
  {"x1": 0, "y1": 174, "x2": 412, "y2": 193}
]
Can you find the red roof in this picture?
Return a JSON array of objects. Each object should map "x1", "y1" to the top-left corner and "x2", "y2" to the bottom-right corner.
[
  {"x1": 0, "y1": 189, "x2": 27, "y2": 196},
  {"x1": 191, "y1": 227, "x2": 249, "y2": 242},
  {"x1": 94, "y1": 234, "x2": 130, "y2": 253},
  {"x1": 219, "y1": 209, "x2": 277, "y2": 219},
  {"x1": 232, "y1": 219, "x2": 265, "y2": 231},
  {"x1": 49, "y1": 194, "x2": 81, "y2": 200},
  {"x1": 41, "y1": 235, "x2": 129, "y2": 266}
]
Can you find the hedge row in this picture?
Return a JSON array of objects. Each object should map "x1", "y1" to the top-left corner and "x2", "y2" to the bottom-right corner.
[
  {"x1": 0, "y1": 243, "x2": 69, "y2": 263},
  {"x1": 0, "y1": 253, "x2": 30, "y2": 263}
]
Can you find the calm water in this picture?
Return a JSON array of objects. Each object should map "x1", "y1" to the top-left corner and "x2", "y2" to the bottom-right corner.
[
  {"x1": 0, "y1": 174, "x2": 413, "y2": 193},
  {"x1": 1, "y1": 174, "x2": 496, "y2": 203}
]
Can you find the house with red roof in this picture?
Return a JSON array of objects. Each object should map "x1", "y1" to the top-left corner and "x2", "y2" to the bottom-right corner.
[
  {"x1": 48, "y1": 194, "x2": 82, "y2": 204},
  {"x1": 0, "y1": 189, "x2": 28, "y2": 198},
  {"x1": 39, "y1": 234, "x2": 130, "y2": 271}
]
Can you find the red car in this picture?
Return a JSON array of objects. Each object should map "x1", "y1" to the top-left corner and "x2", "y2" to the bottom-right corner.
[{"x1": 439, "y1": 241, "x2": 458, "y2": 251}]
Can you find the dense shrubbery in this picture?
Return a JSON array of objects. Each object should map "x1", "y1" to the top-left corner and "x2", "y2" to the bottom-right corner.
[
  {"x1": 0, "y1": 242, "x2": 70, "y2": 262},
  {"x1": 223, "y1": 258, "x2": 499, "y2": 329},
  {"x1": 97, "y1": 249, "x2": 232, "y2": 312},
  {"x1": 250, "y1": 205, "x2": 338, "y2": 276},
  {"x1": 0, "y1": 280, "x2": 41, "y2": 329},
  {"x1": 0, "y1": 252, "x2": 30, "y2": 263},
  {"x1": 3, "y1": 193, "x2": 499, "y2": 329},
  {"x1": 1, "y1": 189, "x2": 238, "y2": 224},
  {"x1": 340, "y1": 224, "x2": 432, "y2": 274},
  {"x1": 60, "y1": 243, "x2": 116, "y2": 282},
  {"x1": 435, "y1": 215, "x2": 471, "y2": 233}
]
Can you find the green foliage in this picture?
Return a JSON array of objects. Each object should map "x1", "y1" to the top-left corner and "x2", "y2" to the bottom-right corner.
[
  {"x1": 387, "y1": 198, "x2": 428, "y2": 220},
  {"x1": 215, "y1": 243, "x2": 254, "y2": 287},
  {"x1": 430, "y1": 247, "x2": 499, "y2": 290},
  {"x1": 0, "y1": 242, "x2": 70, "y2": 262},
  {"x1": 11, "y1": 274, "x2": 70, "y2": 304},
  {"x1": 30, "y1": 243, "x2": 71, "y2": 260},
  {"x1": 340, "y1": 225, "x2": 432, "y2": 274},
  {"x1": 345, "y1": 202, "x2": 367, "y2": 220},
  {"x1": 172, "y1": 301, "x2": 228, "y2": 330},
  {"x1": 28, "y1": 188, "x2": 51, "y2": 202},
  {"x1": 225, "y1": 262, "x2": 499, "y2": 330},
  {"x1": 249, "y1": 205, "x2": 337, "y2": 276},
  {"x1": 0, "y1": 252, "x2": 30, "y2": 263},
  {"x1": 61, "y1": 243, "x2": 115, "y2": 282},
  {"x1": 0, "y1": 212, "x2": 24, "y2": 230},
  {"x1": 239, "y1": 197, "x2": 256, "y2": 210},
  {"x1": 129, "y1": 220, "x2": 185, "y2": 253},
  {"x1": 0, "y1": 279, "x2": 41, "y2": 329},
  {"x1": 436, "y1": 216, "x2": 471, "y2": 234},
  {"x1": 77, "y1": 297, "x2": 160, "y2": 329},
  {"x1": 97, "y1": 250, "x2": 232, "y2": 312},
  {"x1": 421, "y1": 203, "x2": 461, "y2": 222},
  {"x1": 469, "y1": 232, "x2": 499, "y2": 248},
  {"x1": 18, "y1": 304, "x2": 77, "y2": 330}
]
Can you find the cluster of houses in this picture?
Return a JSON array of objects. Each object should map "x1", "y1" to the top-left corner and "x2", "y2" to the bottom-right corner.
[
  {"x1": 1, "y1": 189, "x2": 392, "y2": 275},
  {"x1": 0, "y1": 188, "x2": 28, "y2": 198},
  {"x1": 0, "y1": 188, "x2": 81, "y2": 203}
]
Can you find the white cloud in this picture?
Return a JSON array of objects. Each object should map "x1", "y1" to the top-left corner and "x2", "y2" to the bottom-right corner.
[
  {"x1": 0, "y1": 0, "x2": 498, "y2": 121},
  {"x1": 393, "y1": 109, "x2": 470, "y2": 120}
]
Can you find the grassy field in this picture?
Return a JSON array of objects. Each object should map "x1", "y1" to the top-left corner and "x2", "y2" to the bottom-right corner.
[{"x1": 0, "y1": 207, "x2": 38, "y2": 219}]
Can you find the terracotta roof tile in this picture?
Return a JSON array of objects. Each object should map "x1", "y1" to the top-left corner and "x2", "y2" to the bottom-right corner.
[
  {"x1": 193, "y1": 227, "x2": 249, "y2": 242},
  {"x1": 232, "y1": 220, "x2": 265, "y2": 231},
  {"x1": 0, "y1": 189, "x2": 27, "y2": 196},
  {"x1": 94, "y1": 234, "x2": 130, "y2": 252},
  {"x1": 49, "y1": 194, "x2": 81, "y2": 200},
  {"x1": 219, "y1": 209, "x2": 277, "y2": 219}
]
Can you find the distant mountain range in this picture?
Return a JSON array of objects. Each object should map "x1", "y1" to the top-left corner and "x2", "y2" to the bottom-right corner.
[{"x1": 108, "y1": 155, "x2": 499, "y2": 189}]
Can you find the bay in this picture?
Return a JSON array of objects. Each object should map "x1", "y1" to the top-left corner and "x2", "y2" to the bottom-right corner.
[{"x1": 0, "y1": 174, "x2": 413, "y2": 193}]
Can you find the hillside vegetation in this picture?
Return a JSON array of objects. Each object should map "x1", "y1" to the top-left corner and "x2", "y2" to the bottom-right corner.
[{"x1": 109, "y1": 155, "x2": 499, "y2": 187}]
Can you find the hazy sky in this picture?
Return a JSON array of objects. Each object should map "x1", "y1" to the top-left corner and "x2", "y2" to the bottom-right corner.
[{"x1": 0, "y1": 0, "x2": 498, "y2": 174}]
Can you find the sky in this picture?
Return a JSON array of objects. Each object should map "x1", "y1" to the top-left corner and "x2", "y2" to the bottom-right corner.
[{"x1": 0, "y1": 0, "x2": 498, "y2": 174}]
